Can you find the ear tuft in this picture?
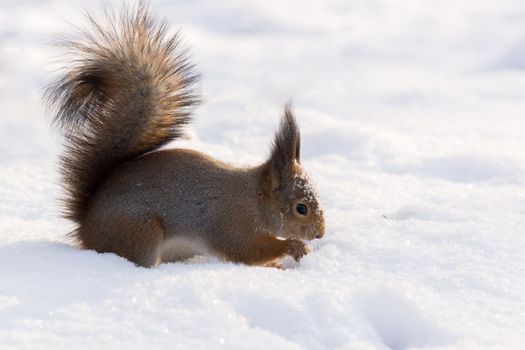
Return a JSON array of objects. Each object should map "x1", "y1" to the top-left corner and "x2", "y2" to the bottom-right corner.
[
  {"x1": 284, "y1": 104, "x2": 301, "y2": 162},
  {"x1": 275, "y1": 103, "x2": 301, "y2": 163},
  {"x1": 267, "y1": 104, "x2": 301, "y2": 180}
]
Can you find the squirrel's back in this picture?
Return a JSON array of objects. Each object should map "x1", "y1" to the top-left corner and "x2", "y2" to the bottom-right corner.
[{"x1": 45, "y1": 4, "x2": 199, "y2": 224}]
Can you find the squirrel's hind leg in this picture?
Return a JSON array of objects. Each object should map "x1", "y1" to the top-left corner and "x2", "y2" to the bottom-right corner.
[{"x1": 79, "y1": 214, "x2": 166, "y2": 268}]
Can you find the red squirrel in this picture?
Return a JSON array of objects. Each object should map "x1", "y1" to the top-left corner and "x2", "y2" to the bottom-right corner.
[{"x1": 45, "y1": 4, "x2": 325, "y2": 268}]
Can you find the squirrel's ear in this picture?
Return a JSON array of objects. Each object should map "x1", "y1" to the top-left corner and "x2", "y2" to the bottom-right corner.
[
  {"x1": 272, "y1": 104, "x2": 301, "y2": 165},
  {"x1": 260, "y1": 105, "x2": 301, "y2": 198},
  {"x1": 267, "y1": 104, "x2": 301, "y2": 175}
]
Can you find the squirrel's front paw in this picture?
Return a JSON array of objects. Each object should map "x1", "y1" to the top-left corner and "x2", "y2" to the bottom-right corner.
[{"x1": 285, "y1": 238, "x2": 310, "y2": 262}]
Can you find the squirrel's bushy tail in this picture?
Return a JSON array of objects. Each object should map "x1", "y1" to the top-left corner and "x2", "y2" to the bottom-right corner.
[{"x1": 45, "y1": 3, "x2": 199, "y2": 223}]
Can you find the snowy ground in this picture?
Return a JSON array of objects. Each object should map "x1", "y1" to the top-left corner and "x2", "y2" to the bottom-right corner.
[{"x1": 1, "y1": 0, "x2": 525, "y2": 349}]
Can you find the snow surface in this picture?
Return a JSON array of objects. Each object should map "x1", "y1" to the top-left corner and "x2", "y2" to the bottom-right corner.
[{"x1": 1, "y1": 0, "x2": 525, "y2": 349}]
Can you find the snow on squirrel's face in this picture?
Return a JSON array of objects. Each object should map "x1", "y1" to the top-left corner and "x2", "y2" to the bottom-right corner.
[{"x1": 277, "y1": 162, "x2": 325, "y2": 241}]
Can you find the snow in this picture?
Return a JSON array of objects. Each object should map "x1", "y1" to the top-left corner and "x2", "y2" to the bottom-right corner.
[{"x1": 1, "y1": 0, "x2": 525, "y2": 349}]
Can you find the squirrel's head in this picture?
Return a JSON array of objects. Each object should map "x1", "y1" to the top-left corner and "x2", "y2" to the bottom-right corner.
[{"x1": 259, "y1": 106, "x2": 325, "y2": 241}]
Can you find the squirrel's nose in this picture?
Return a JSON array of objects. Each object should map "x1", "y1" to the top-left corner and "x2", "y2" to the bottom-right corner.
[{"x1": 315, "y1": 218, "x2": 325, "y2": 239}]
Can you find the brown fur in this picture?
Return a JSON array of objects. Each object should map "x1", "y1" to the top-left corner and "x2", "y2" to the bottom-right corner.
[{"x1": 45, "y1": 4, "x2": 325, "y2": 268}]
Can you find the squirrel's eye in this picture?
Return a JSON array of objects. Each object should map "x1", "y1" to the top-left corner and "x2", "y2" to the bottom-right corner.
[{"x1": 296, "y1": 203, "x2": 308, "y2": 216}]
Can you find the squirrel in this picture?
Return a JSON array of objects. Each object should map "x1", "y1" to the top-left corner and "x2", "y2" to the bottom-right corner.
[{"x1": 45, "y1": 4, "x2": 325, "y2": 268}]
